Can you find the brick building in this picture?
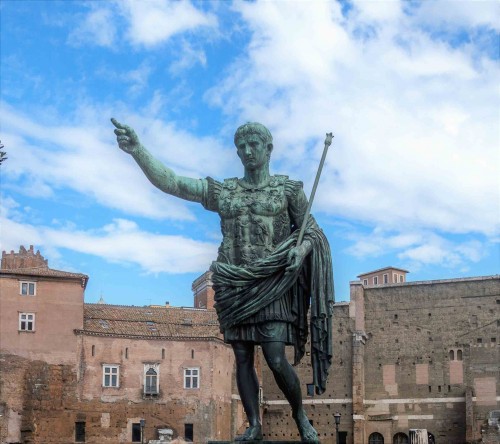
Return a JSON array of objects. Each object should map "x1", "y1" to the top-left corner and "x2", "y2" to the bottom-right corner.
[
  {"x1": 1, "y1": 246, "x2": 498, "y2": 443},
  {"x1": 0, "y1": 247, "x2": 243, "y2": 444}
]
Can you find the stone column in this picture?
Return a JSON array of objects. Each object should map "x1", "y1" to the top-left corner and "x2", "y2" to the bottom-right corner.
[{"x1": 350, "y1": 281, "x2": 367, "y2": 444}]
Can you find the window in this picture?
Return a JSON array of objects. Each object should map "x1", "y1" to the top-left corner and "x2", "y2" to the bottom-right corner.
[
  {"x1": 162, "y1": 348, "x2": 165, "y2": 359},
  {"x1": 75, "y1": 422, "x2": 85, "y2": 442},
  {"x1": 449, "y1": 350, "x2": 454, "y2": 360},
  {"x1": 185, "y1": 423, "x2": 193, "y2": 442},
  {"x1": 393, "y1": 273, "x2": 398, "y2": 283},
  {"x1": 132, "y1": 423, "x2": 141, "y2": 442},
  {"x1": 20, "y1": 281, "x2": 36, "y2": 296},
  {"x1": 19, "y1": 313, "x2": 35, "y2": 331},
  {"x1": 184, "y1": 368, "x2": 199, "y2": 389},
  {"x1": 363, "y1": 279, "x2": 368, "y2": 286},
  {"x1": 393, "y1": 432, "x2": 409, "y2": 444},
  {"x1": 369, "y1": 432, "x2": 384, "y2": 444},
  {"x1": 477, "y1": 338, "x2": 482, "y2": 344},
  {"x1": 399, "y1": 274, "x2": 404, "y2": 283},
  {"x1": 91, "y1": 345, "x2": 95, "y2": 357},
  {"x1": 102, "y1": 365, "x2": 119, "y2": 387},
  {"x1": 373, "y1": 276, "x2": 379, "y2": 285},
  {"x1": 144, "y1": 365, "x2": 159, "y2": 395},
  {"x1": 383, "y1": 274, "x2": 388, "y2": 284}
]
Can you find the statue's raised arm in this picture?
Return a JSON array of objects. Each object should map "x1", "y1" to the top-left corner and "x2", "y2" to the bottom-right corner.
[{"x1": 111, "y1": 118, "x2": 204, "y2": 203}]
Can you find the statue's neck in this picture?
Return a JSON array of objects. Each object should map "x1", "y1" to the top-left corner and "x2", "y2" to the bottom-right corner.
[{"x1": 242, "y1": 166, "x2": 271, "y2": 187}]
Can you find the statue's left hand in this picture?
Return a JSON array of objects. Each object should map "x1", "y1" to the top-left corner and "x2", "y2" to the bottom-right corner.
[{"x1": 285, "y1": 244, "x2": 309, "y2": 274}]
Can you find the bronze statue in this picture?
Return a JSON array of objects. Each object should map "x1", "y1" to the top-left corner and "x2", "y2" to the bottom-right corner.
[{"x1": 112, "y1": 118, "x2": 334, "y2": 443}]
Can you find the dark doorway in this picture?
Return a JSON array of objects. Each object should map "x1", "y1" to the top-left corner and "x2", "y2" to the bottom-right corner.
[
  {"x1": 185, "y1": 423, "x2": 193, "y2": 442},
  {"x1": 339, "y1": 431, "x2": 347, "y2": 444},
  {"x1": 75, "y1": 422, "x2": 85, "y2": 442},
  {"x1": 132, "y1": 423, "x2": 141, "y2": 442}
]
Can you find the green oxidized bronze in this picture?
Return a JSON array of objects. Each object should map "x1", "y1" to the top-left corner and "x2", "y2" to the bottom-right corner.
[{"x1": 112, "y1": 119, "x2": 334, "y2": 443}]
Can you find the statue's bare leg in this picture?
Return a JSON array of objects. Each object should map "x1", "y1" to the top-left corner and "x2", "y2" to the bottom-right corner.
[
  {"x1": 232, "y1": 342, "x2": 263, "y2": 441},
  {"x1": 261, "y1": 341, "x2": 319, "y2": 443}
]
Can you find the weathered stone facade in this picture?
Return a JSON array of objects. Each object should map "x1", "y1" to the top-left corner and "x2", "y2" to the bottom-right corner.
[{"x1": 260, "y1": 274, "x2": 499, "y2": 444}]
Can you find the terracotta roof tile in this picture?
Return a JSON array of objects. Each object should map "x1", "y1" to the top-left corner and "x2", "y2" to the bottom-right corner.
[
  {"x1": 0, "y1": 267, "x2": 88, "y2": 280},
  {"x1": 81, "y1": 304, "x2": 222, "y2": 340}
]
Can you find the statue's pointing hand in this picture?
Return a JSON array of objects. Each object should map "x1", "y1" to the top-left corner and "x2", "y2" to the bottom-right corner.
[{"x1": 111, "y1": 118, "x2": 140, "y2": 154}]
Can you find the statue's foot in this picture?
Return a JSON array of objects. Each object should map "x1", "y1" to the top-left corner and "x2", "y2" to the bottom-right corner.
[
  {"x1": 234, "y1": 424, "x2": 263, "y2": 441},
  {"x1": 294, "y1": 409, "x2": 319, "y2": 443}
]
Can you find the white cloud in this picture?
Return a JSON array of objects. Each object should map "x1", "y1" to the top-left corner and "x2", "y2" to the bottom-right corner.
[
  {"x1": 169, "y1": 40, "x2": 208, "y2": 75},
  {"x1": 68, "y1": 7, "x2": 117, "y2": 47},
  {"x1": 0, "y1": 201, "x2": 218, "y2": 274},
  {"x1": 0, "y1": 103, "x2": 235, "y2": 221},
  {"x1": 207, "y1": 0, "x2": 499, "y2": 238},
  {"x1": 346, "y1": 227, "x2": 486, "y2": 270},
  {"x1": 119, "y1": 0, "x2": 217, "y2": 47},
  {"x1": 350, "y1": 0, "x2": 403, "y2": 23},
  {"x1": 413, "y1": 0, "x2": 500, "y2": 31}
]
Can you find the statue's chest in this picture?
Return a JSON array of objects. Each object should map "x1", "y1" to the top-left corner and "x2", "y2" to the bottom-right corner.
[{"x1": 218, "y1": 182, "x2": 287, "y2": 218}]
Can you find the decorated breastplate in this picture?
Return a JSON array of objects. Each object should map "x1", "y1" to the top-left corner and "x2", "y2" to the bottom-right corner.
[{"x1": 217, "y1": 175, "x2": 291, "y2": 265}]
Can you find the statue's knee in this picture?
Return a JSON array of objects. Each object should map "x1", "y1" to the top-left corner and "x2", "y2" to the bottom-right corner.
[{"x1": 267, "y1": 356, "x2": 284, "y2": 373}]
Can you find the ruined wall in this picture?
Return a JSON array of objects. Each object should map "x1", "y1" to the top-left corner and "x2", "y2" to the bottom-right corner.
[
  {"x1": 361, "y1": 276, "x2": 499, "y2": 444},
  {"x1": 1, "y1": 340, "x2": 236, "y2": 444}
]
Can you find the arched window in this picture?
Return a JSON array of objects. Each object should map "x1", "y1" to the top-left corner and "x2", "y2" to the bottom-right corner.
[
  {"x1": 428, "y1": 432, "x2": 435, "y2": 444},
  {"x1": 449, "y1": 350, "x2": 454, "y2": 360},
  {"x1": 369, "y1": 432, "x2": 384, "y2": 444},
  {"x1": 145, "y1": 367, "x2": 158, "y2": 394},
  {"x1": 393, "y1": 432, "x2": 409, "y2": 444},
  {"x1": 457, "y1": 349, "x2": 463, "y2": 361}
]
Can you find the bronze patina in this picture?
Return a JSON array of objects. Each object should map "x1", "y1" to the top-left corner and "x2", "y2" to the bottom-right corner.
[{"x1": 112, "y1": 119, "x2": 334, "y2": 443}]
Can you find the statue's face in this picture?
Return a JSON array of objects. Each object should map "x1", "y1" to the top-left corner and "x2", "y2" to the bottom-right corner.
[{"x1": 236, "y1": 135, "x2": 271, "y2": 170}]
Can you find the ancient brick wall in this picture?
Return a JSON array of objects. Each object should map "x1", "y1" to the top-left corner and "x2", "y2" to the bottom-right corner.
[
  {"x1": 77, "y1": 334, "x2": 236, "y2": 442},
  {"x1": 361, "y1": 276, "x2": 499, "y2": 444},
  {"x1": 1, "y1": 348, "x2": 236, "y2": 444}
]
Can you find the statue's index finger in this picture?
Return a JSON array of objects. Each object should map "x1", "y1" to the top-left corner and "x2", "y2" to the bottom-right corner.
[{"x1": 110, "y1": 118, "x2": 123, "y2": 129}]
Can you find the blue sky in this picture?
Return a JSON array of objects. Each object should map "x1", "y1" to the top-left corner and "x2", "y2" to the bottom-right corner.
[{"x1": 1, "y1": 0, "x2": 498, "y2": 306}]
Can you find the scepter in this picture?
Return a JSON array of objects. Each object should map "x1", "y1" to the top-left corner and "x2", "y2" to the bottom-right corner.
[{"x1": 296, "y1": 132, "x2": 334, "y2": 247}]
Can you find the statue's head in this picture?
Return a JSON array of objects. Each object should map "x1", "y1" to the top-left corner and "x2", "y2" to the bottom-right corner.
[
  {"x1": 234, "y1": 122, "x2": 273, "y2": 152},
  {"x1": 234, "y1": 123, "x2": 274, "y2": 169}
]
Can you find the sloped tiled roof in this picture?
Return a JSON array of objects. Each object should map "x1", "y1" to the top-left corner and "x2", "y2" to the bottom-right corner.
[
  {"x1": 79, "y1": 303, "x2": 222, "y2": 341},
  {"x1": 1, "y1": 267, "x2": 89, "y2": 288},
  {"x1": 1, "y1": 267, "x2": 88, "y2": 279}
]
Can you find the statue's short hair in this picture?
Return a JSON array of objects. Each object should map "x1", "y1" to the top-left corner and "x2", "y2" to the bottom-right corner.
[{"x1": 234, "y1": 122, "x2": 273, "y2": 147}]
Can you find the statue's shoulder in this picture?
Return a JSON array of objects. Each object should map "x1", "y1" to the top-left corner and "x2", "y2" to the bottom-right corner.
[
  {"x1": 221, "y1": 177, "x2": 238, "y2": 190},
  {"x1": 273, "y1": 175, "x2": 303, "y2": 198}
]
